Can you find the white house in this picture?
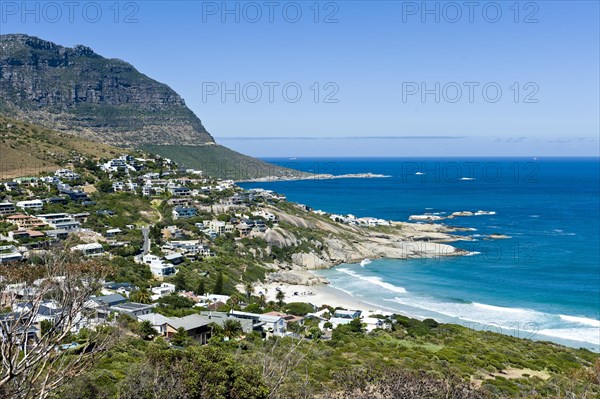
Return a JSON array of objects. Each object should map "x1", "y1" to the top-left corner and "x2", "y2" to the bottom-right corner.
[
  {"x1": 16, "y1": 200, "x2": 44, "y2": 211},
  {"x1": 252, "y1": 210, "x2": 277, "y2": 222},
  {"x1": 229, "y1": 310, "x2": 286, "y2": 337},
  {"x1": 102, "y1": 158, "x2": 127, "y2": 172},
  {"x1": 71, "y1": 243, "x2": 104, "y2": 257},
  {"x1": 55, "y1": 169, "x2": 79, "y2": 180},
  {"x1": 150, "y1": 283, "x2": 176, "y2": 300},
  {"x1": 138, "y1": 254, "x2": 176, "y2": 277}
]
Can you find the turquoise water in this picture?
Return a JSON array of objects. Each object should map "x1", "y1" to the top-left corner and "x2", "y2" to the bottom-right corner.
[{"x1": 240, "y1": 158, "x2": 600, "y2": 350}]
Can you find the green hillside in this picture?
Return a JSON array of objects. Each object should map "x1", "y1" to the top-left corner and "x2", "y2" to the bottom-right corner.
[{"x1": 142, "y1": 144, "x2": 310, "y2": 181}]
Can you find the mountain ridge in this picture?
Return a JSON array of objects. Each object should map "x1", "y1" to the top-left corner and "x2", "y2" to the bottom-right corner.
[
  {"x1": 0, "y1": 33, "x2": 214, "y2": 146},
  {"x1": 0, "y1": 33, "x2": 307, "y2": 179}
]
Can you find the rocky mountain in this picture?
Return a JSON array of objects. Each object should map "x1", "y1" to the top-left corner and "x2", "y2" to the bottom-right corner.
[
  {"x1": 0, "y1": 34, "x2": 213, "y2": 146},
  {"x1": 0, "y1": 34, "x2": 305, "y2": 179}
]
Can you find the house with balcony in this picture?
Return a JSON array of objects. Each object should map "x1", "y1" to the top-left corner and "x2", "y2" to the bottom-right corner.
[
  {"x1": 172, "y1": 206, "x2": 197, "y2": 220},
  {"x1": 16, "y1": 200, "x2": 44, "y2": 212},
  {"x1": 5, "y1": 214, "x2": 46, "y2": 229},
  {"x1": 71, "y1": 243, "x2": 104, "y2": 257},
  {"x1": 0, "y1": 202, "x2": 16, "y2": 216},
  {"x1": 0, "y1": 245, "x2": 23, "y2": 263},
  {"x1": 229, "y1": 310, "x2": 286, "y2": 337}
]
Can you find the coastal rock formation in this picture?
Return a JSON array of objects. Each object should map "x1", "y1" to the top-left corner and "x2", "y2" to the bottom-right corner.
[
  {"x1": 266, "y1": 270, "x2": 327, "y2": 286},
  {"x1": 409, "y1": 214, "x2": 444, "y2": 221},
  {"x1": 264, "y1": 228, "x2": 301, "y2": 248},
  {"x1": 485, "y1": 233, "x2": 511, "y2": 240},
  {"x1": 262, "y1": 205, "x2": 468, "y2": 273},
  {"x1": 410, "y1": 210, "x2": 496, "y2": 221}
]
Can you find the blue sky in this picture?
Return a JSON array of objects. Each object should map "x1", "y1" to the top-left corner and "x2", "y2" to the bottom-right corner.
[{"x1": 1, "y1": 1, "x2": 599, "y2": 157}]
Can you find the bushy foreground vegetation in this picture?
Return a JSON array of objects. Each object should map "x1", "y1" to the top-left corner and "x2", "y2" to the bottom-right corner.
[{"x1": 55, "y1": 314, "x2": 599, "y2": 399}]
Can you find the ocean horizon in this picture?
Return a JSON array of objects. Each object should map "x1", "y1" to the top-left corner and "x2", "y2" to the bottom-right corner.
[{"x1": 240, "y1": 157, "x2": 600, "y2": 351}]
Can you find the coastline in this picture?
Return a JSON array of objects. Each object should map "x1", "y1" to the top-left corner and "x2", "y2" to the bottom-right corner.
[
  {"x1": 247, "y1": 277, "x2": 395, "y2": 319},
  {"x1": 237, "y1": 172, "x2": 391, "y2": 183},
  {"x1": 249, "y1": 272, "x2": 600, "y2": 352}
]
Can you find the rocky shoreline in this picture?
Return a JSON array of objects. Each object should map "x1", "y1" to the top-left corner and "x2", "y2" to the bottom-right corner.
[
  {"x1": 261, "y1": 205, "x2": 474, "y2": 286},
  {"x1": 237, "y1": 172, "x2": 391, "y2": 183}
]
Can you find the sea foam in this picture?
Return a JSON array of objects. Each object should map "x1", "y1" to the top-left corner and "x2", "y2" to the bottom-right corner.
[
  {"x1": 559, "y1": 315, "x2": 600, "y2": 327},
  {"x1": 337, "y1": 268, "x2": 407, "y2": 293}
]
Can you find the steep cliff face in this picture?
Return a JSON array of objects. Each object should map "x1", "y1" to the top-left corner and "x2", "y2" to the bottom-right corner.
[{"x1": 0, "y1": 34, "x2": 214, "y2": 146}]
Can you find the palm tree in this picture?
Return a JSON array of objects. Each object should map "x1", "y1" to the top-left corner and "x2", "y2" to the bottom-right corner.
[
  {"x1": 244, "y1": 280, "x2": 254, "y2": 301},
  {"x1": 130, "y1": 289, "x2": 152, "y2": 304},
  {"x1": 227, "y1": 295, "x2": 240, "y2": 308},
  {"x1": 138, "y1": 320, "x2": 157, "y2": 340},
  {"x1": 276, "y1": 290, "x2": 285, "y2": 308},
  {"x1": 258, "y1": 294, "x2": 267, "y2": 309},
  {"x1": 222, "y1": 319, "x2": 243, "y2": 339}
]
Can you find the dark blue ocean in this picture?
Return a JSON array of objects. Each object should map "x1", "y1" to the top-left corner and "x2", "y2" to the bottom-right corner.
[{"x1": 240, "y1": 158, "x2": 600, "y2": 350}]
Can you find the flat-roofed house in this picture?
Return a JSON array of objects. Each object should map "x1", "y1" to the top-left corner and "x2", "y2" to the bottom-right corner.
[
  {"x1": 109, "y1": 302, "x2": 153, "y2": 317},
  {"x1": 16, "y1": 200, "x2": 44, "y2": 211},
  {"x1": 0, "y1": 202, "x2": 16, "y2": 216},
  {"x1": 0, "y1": 245, "x2": 23, "y2": 263},
  {"x1": 172, "y1": 206, "x2": 197, "y2": 220},
  {"x1": 71, "y1": 243, "x2": 104, "y2": 257},
  {"x1": 229, "y1": 310, "x2": 286, "y2": 337},
  {"x1": 5, "y1": 214, "x2": 45, "y2": 229}
]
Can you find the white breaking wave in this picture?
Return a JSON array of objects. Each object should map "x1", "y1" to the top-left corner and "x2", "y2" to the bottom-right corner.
[
  {"x1": 473, "y1": 302, "x2": 531, "y2": 314},
  {"x1": 381, "y1": 296, "x2": 600, "y2": 346},
  {"x1": 560, "y1": 315, "x2": 600, "y2": 327},
  {"x1": 336, "y1": 268, "x2": 407, "y2": 293},
  {"x1": 537, "y1": 328, "x2": 600, "y2": 345},
  {"x1": 360, "y1": 259, "x2": 372, "y2": 267}
]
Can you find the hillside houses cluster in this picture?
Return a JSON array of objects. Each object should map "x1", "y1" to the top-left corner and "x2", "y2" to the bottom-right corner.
[
  {"x1": 311, "y1": 209, "x2": 391, "y2": 227},
  {"x1": 1, "y1": 152, "x2": 389, "y2": 350}
]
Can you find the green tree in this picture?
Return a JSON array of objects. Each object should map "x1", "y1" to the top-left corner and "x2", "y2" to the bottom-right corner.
[
  {"x1": 213, "y1": 271, "x2": 224, "y2": 294},
  {"x1": 305, "y1": 326, "x2": 322, "y2": 339},
  {"x1": 195, "y1": 279, "x2": 205, "y2": 296},
  {"x1": 171, "y1": 327, "x2": 191, "y2": 347},
  {"x1": 95, "y1": 179, "x2": 112, "y2": 193},
  {"x1": 130, "y1": 289, "x2": 152, "y2": 304},
  {"x1": 283, "y1": 302, "x2": 314, "y2": 316},
  {"x1": 258, "y1": 294, "x2": 266, "y2": 309},
  {"x1": 244, "y1": 280, "x2": 254, "y2": 301},
  {"x1": 286, "y1": 322, "x2": 304, "y2": 335},
  {"x1": 138, "y1": 320, "x2": 157, "y2": 340},
  {"x1": 149, "y1": 224, "x2": 162, "y2": 242},
  {"x1": 348, "y1": 317, "x2": 364, "y2": 333},
  {"x1": 157, "y1": 293, "x2": 195, "y2": 310},
  {"x1": 119, "y1": 345, "x2": 269, "y2": 399},
  {"x1": 275, "y1": 290, "x2": 285, "y2": 307},
  {"x1": 227, "y1": 294, "x2": 240, "y2": 308},
  {"x1": 40, "y1": 319, "x2": 53, "y2": 337},
  {"x1": 172, "y1": 271, "x2": 187, "y2": 292},
  {"x1": 222, "y1": 319, "x2": 243, "y2": 339}
]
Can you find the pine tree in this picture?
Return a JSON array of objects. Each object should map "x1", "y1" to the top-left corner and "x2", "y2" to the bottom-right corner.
[
  {"x1": 196, "y1": 279, "x2": 205, "y2": 296},
  {"x1": 173, "y1": 271, "x2": 186, "y2": 291},
  {"x1": 213, "y1": 271, "x2": 224, "y2": 294}
]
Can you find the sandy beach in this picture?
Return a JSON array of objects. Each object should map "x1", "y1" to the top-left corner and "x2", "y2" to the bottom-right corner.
[{"x1": 240, "y1": 279, "x2": 395, "y2": 318}]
